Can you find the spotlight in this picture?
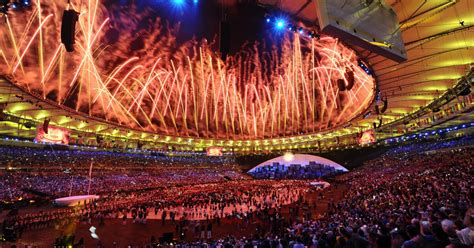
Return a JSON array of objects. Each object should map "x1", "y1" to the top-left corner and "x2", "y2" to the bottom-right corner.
[
  {"x1": 308, "y1": 31, "x2": 320, "y2": 39},
  {"x1": 283, "y1": 152, "x2": 294, "y2": 162},
  {"x1": 288, "y1": 25, "x2": 297, "y2": 32},
  {"x1": 275, "y1": 19, "x2": 286, "y2": 29},
  {"x1": 357, "y1": 59, "x2": 372, "y2": 75},
  {"x1": 5, "y1": 0, "x2": 29, "y2": 11},
  {"x1": 266, "y1": 18, "x2": 270, "y2": 23},
  {"x1": 172, "y1": 0, "x2": 185, "y2": 7},
  {"x1": 297, "y1": 27, "x2": 304, "y2": 34}
]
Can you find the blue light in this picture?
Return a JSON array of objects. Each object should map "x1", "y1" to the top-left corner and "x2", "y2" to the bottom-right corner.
[
  {"x1": 172, "y1": 0, "x2": 185, "y2": 7},
  {"x1": 266, "y1": 18, "x2": 271, "y2": 23},
  {"x1": 275, "y1": 19, "x2": 286, "y2": 29},
  {"x1": 193, "y1": 0, "x2": 198, "y2": 3}
]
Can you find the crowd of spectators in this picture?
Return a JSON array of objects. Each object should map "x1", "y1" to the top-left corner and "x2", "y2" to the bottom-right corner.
[
  {"x1": 160, "y1": 143, "x2": 472, "y2": 248},
  {"x1": 174, "y1": 141, "x2": 473, "y2": 248},
  {"x1": 249, "y1": 162, "x2": 346, "y2": 179},
  {"x1": 305, "y1": 145, "x2": 473, "y2": 248},
  {"x1": 0, "y1": 145, "x2": 236, "y2": 170},
  {"x1": 384, "y1": 135, "x2": 474, "y2": 157},
  {"x1": 0, "y1": 146, "x2": 248, "y2": 201}
]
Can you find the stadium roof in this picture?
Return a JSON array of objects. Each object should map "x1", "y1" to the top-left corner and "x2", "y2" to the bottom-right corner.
[{"x1": 359, "y1": 0, "x2": 473, "y2": 129}]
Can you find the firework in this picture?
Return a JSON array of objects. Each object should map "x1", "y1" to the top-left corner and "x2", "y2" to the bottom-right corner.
[{"x1": 0, "y1": 0, "x2": 375, "y2": 140}]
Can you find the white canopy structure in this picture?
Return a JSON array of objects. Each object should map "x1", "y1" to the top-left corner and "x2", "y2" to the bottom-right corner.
[
  {"x1": 248, "y1": 153, "x2": 348, "y2": 174},
  {"x1": 54, "y1": 195, "x2": 100, "y2": 207}
]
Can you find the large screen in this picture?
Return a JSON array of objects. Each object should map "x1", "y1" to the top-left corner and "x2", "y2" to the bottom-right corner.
[
  {"x1": 207, "y1": 147, "x2": 223, "y2": 156},
  {"x1": 358, "y1": 129, "x2": 376, "y2": 145},
  {"x1": 36, "y1": 125, "x2": 71, "y2": 145}
]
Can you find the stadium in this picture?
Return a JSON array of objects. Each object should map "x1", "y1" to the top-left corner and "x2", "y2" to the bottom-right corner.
[{"x1": 0, "y1": 0, "x2": 473, "y2": 246}]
